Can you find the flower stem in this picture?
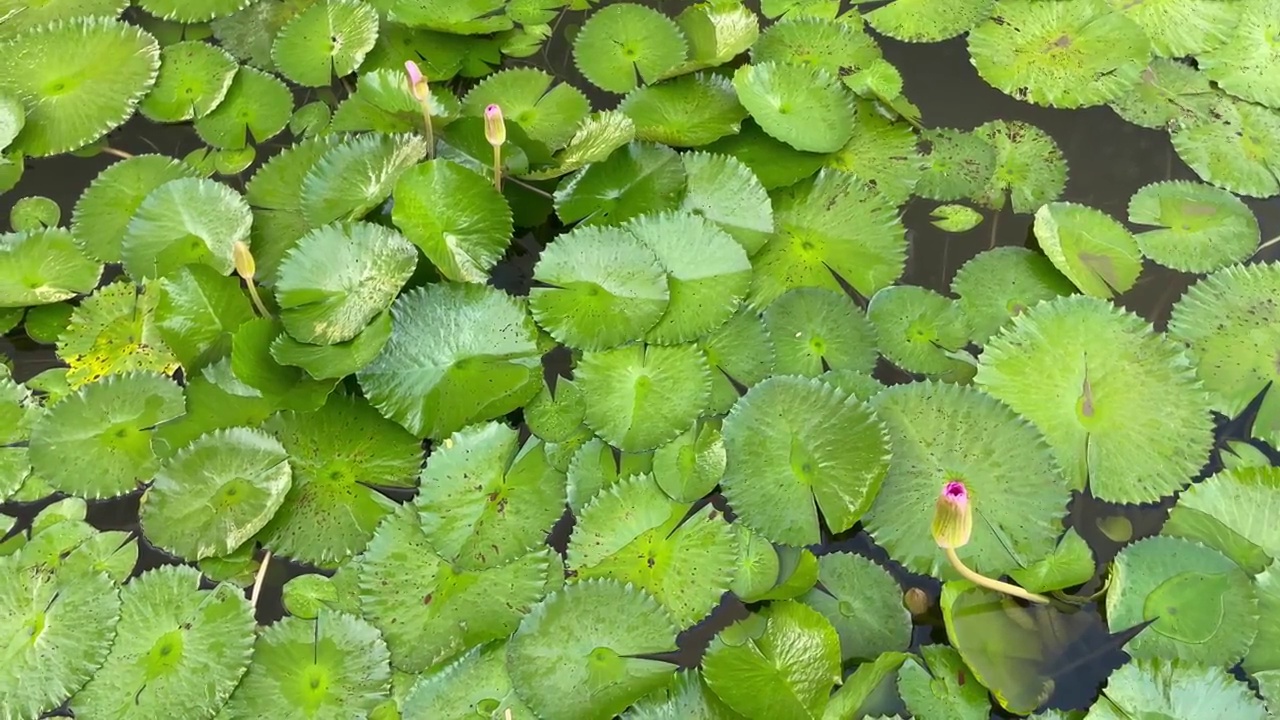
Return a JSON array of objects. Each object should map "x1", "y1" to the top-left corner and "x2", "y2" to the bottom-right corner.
[
  {"x1": 492, "y1": 145, "x2": 503, "y2": 192},
  {"x1": 421, "y1": 107, "x2": 435, "y2": 159},
  {"x1": 250, "y1": 550, "x2": 272, "y2": 609},
  {"x1": 245, "y1": 278, "x2": 272, "y2": 319},
  {"x1": 102, "y1": 146, "x2": 134, "y2": 159},
  {"x1": 945, "y1": 546, "x2": 1050, "y2": 604}
]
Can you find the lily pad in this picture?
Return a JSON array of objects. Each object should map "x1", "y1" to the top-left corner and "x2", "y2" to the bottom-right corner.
[
  {"x1": 1106, "y1": 535, "x2": 1257, "y2": 665},
  {"x1": 967, "y1": 0, "x2": 1152, "y2": 108},
  {"x1": 0, "y1": 228, "x2": 101, "y2": 307},
  {"x1": 624, "y1": 669, "x2": 739, "y2": 720},
  {"x1": 576, "y1": 343, "x2": 712, "y2": 453},
  {"x1": 271, "y1": 0, "x2": 379, "y2": 87},
  {"x1": 58, "y1": 280, "x2": 179, "y2": 388},
  {"x1": 193, "y1": 65, "x2": 294, "y2": 149},
  {"x1": 401, "y1": 641, "x2": 535, "y2": 720},
  {"x1": 0, "y1": 17, "x2": 160, "y2": 156},
  {"x1": 700, "y1": 307, "x2": 776, "y2": 415},
  {"x1": 357, "y1": 282, "x2": 543, "y2": 439},
  {"x1": 28, "y1": 372, "x2": 185, "y2": 499},
  {"x1": 914, "y1": 128, "x2": 998, "y2": 204},
  {"x1": 619, "y1": 72, "x2": 748, "y2": 147},
  {"x1": 1033, "y1": 202, "x2": 1142, "y2": 298},
  {"x1": 554, "y1": 142, "x2": 687, "y2": 227},
  {"x1": 522, "y1": 110, "x2": 637, "y2": 181},
  {"x1": 867, "y1": 285, "x2": 973, "y2": 377},
  {"x1": 975, "y1": 295, "x2": 1214, "y2": 503},
  {"x1": 763, "y1": 287, "x2": 877, "y2": 377},
  {"x1": 702, "y1": 119, "x2": 826, "y2": 191},
  {"x1": 1109, "y1": 58, "x2": 1218, "y2": 130},
  {"x1": 71, "y1": 154, "x2": 202, "y2": 263},
  {"x1": 1166, "y1": 263, "x2": 1280, "y2": 440},
  {"x1": 1197, "y1": 2, "x2": 1280, "y2": 109},
  {"x1": 271, "y1": 310, "x2": 393, "y2": 380},
  {"x1": 651, "y1": 420, "x2": 726, "y2": 504},
  {"x1": 864, "y1": 381, "x2": 1070, "y2": 579},
  {"x1": 139, "y1": 40, "x2": 238, "y2": 122},
  {"x1": 121, "y1": 177, "x2": 253, "y2": 280},
  {"x1": 800, "y1": 552, "x2": 911, "y2": 662},
  {"x1": 732, "y1": 61, "x2": 855, "y2": 153},
  {"x1": 68, "y1": 565, "x2": 255, "y2": 720},
  {"x1": 299, "y1": 132, "x2": 428, "y2": 227},
  {"x1": 566, "y1": 436, "x2": 654, "y2": 514},
  {"x1": 1090, "y1": 658, "x2": 1269, "y2": 719},
  {"x1": 898, "y1": 644, "x2": 992, "y2": 720},
  {"x1": 950, "y1": 247, "x2": 1078, "y2": 344},
  {"x1": 974, "y1": 120, "x2": 1068, "y2": 213},
  {"x1": 506, "y1": 579, "x2": 680, "y2": 720},
  {"x1": 826, "y1": 102, "x2": 925, "y2": 207},
  {"x1": 678, "y1": 151, "x2": 774, "y2": 256},
  {"x1": 1128, "y1": 180, "x2": 1260, "y2": 273},
  {"x1": 138, "y1": 0, "x2": 252, "y2": 23},
  {"x1": 571, "y1": 3, "x2": 689, "y2": 94},
  {"x1": 0, "y1": 0, "x2": 131, "y2": 40},
  {"x1": 721, "y1": 375, "x2": 890, "y2": 546},
  {"x1": 931, "y1": 204, "x2": 984, "y2": 233},
  {"x1": 1162, "y1": 466, "x2": 1280, "y2": 574},
  {"x1": 461, "y1": 68, "x2": 590, "y2": 149},
  {"x1": 866, "y1": 0, "x2": 995, "y2": 42},
  {"x1": 750, "y1": 15, "x2": 881, "y2": 77},
  {"x1": 140, "y1": 426, "x2": 292, "y2": 561},
  {"x1": 672, "y1": 1, "x2": 759, "y2": 75},
  {"x1": 156, "y1": 264, "x2": 255, "y2": 371},
  {"x1": 1169, "y1": 96, "x2": 1280, "y2": 198},
  {"x1": 1108, "y1": 0, "x2": 1238, "y2": 58}
]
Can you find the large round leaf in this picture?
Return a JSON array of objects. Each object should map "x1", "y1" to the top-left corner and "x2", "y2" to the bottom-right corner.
[
  {"x1": 506, "y1": 579, "x2": 680, "y2": 720},
  {"x1": 866, "y1": 285, "x2": 973, "y2": 378},
  {"x1": 28, "y1": 372, "x2": 185, "y2": 499},
  {"x1": 1033, "y1": 201, "x2": 1142, "y2": 298},
  {"x1": 121, "y1": 177, "x2": 253, "y2": 280},
  {"x1": 461, "y1": 68, "x2": 590, "y2": 149},
  {"x1": 1094, "y1": 658, "x2": 1269, "y2": 720},
  {"x1": 799, "y1": 552, "x2": 912, "y2": 662},
  {"x1": 863, "y1": 381, "x2": 1070, "y2": 579},
  {"x1": 950, "y1": 247, "x2": 1076, "y2": 345},
  {"x1": 576, "y1": 343, "x2": 712, "y2": 453},
  {"x1": 974, "y1": 295, "x2": 1214, "y2": 503},
  {"x1": 416, "y1": 422, "x2": 566, "y2": 570},
  {"x1": 357, "y1": 282, "x2": 543, "y2": 439},
  {"x1": 140, "y1": 427, "x2": 292, "y2": 561},
  {"x1": 866, "y1": 0, "x2": 995, "y2": 43},
  {"x1": 679, "y1": 151, "x2": 774, "y2": 256},
  {"x1": 1127, "y1": 180, "x2": 1260, "y2": 273},
  {"x1": 69, "y1": 565, "x2": 255, "y2": 720},
  {"x1": 618, "y1": 72, "x2": 748, "y2": 148},
  {"x1": 1170, "y1": 96, "x2": 1280, "y2": 198},
  {"x1": 138, "y1": 40, "x2": 238, "y2": 123},
  {"x1": 732, "y1": 61, "x2": 854, "y2": 153},
  {"x1": 721, "y1": 375, "x2": 890, "y2": 546},
  {"x1": 764, "y1": 287, "x2": 877, "y2": 377},
  {"x1": 1196, "y1": 1, "x2": 1280, "y2": 108},
  {"x1": 750, "y1": 16, "x2": 881, "y2": 77},
  {"x1": 571, "y1": 3, "x2": 689, "y2": 94},
  {"x1": 391, "y1": 159, "x2": 514, "y2": 283},
  {"x1": 138, "y1": 0, "x2": 252, "y2": 22},
  {"x1": 0, "y1": 228, "x2": 101, "y2": 307},
  {"x1": 275, "y1": 221, "x2": 417, "y2": 345},
  {"x1": 0, "y1": 17, "x2": 160, "y2": 156},
  {"x1": 1107, "y1": 0, "x2": 1238, "y2": 58}
]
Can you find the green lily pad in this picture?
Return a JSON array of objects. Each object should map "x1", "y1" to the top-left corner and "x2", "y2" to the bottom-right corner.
[
  {"x1": 271, "y1": 0, "x2": 379, "y2": 87},
  {"x1": 522, "y1": 110, "x2": 637, "y2": 181},
  {"x1": 554, "y1": 142, "x2": 687, "y2": 227},
  {"x1": 733, "y1": 61, "x2": 855, "y2": 153},
  {"x1": 678, "y1": 151, "x2": 774, "y2": 256},
  {"x1": 528, "y1": 224, "x2": 670, "y2": 350},
  {"x1": 867, "y1": 285, "x2": 973, "y2": 377},
  {"x1": 281, "y1": 573, "x2": 339, "y2": 619},
  {"x1": 702, "y1": 119, "x2": 826, "y2": 191},
  {"x1": 1167, "y1": 262, "x2": 1280, "y2": 440},
  {"x1": 571, "y1": 3, "x2": 688, "y2": 94},
  {"x1": 271, "y1": 310, "x2": 393, "y2": 380},
  {"x1": 300, "y1": 132, "x2": 428, "y2": 227},
  {"x1": 28, "y1": 372, "x2": 185, "y2": 499},
  {"x1": 401, "y1": 642, "x2": 535, "y2": 720},
  {"x1": 950, "y1": 247, "x2": 1077, "y2": 345},
  {"x1": 1106, "y1": 535, "x2": 1257, "y2": 665},
  {"x1": 121, "y1": 177, "x2": 253, "y2": 280},
  {"x1": 0, "y1": 228, "x2": 101, "y2": 307},
  {"x1": 68, "y1": 565, "x2": 255, "y2": 720},
  {"x1": 228, "y1": 318, "x2": 338, "y2": 411},
  {"x1": 672, "y1": 1, "x2": 759, "y2": 75},
  {"x1": 1196, "y1": 2, "x2": 1280, "y2": 108},
  {"x1": 763, "y1": 287, "x2": 877, "y2": 377},
  {"x1": 576, "y1": 343, "x2": 712, "y2": 453},
  {"x1": 58, "y1": 280, "x2": 179, "y2": 389},
  {"x1": 651, "y1": 420, "x2": 725, "y2": 503},
  {"x1": 140, "y1": 426, "x2": 292, "y2": 561},
  {"x1": 721, "y1": 375, "x2": 890, "y2": 546},
  {"x1": 0, "y1": 17, "x2": 160, "y2": 156},
  {"x1": 898, "y1": 644, "x2": 992, "y2": 720},
  {"x1": 1108, "y1": 0, "x2": 1238, "y2": 58},
  {"x1": 391, "y1": 159, "x2": 514, "y2": 283},
  {"x1": 506, "y1": 579, "x2": 680, "y2": 720},
  {"x1": 416, "y1": 421, "x2": 566, "y2": 570},
  {"x1": 967, "y1": 0, "x2": 1152, "y2": 108},
  {"x1": 0, "y1": 0, "x2": 131, "y2": 40},
  {"x1": 357, "y1": 282, "x2": 543, "y2": 439},
  {"x1": 702, "y1": 602, "x2": 841, "y2": 719},
  {"x1": 1127, "y1": 180, "x2": 1260, "y2": 273},
  {"x1": 915, "y1": 128, "x2": 998, "y2": 207},
  {"x1": 973, "y1": 120, "x2": 1068, "y2": 213},
  {"x1": 619, "y1": 72, "x2": 747, "y2": 148},
  {"x1": 624, "y1": 669, "x2": 740, "y2": 720},
  {"x1": 1109, "y1": 58, "x2": 1218, "y2": 130},
  {"x1": 1246, "y1": 559, "x2": 1280, "y2": 675},
  {"x1": 975, "y1": 295, "x2": 1214, "y2": 503},
  {"x1": 138, "y1": 0, "x2": 252, "y2": 23},
  {"x1": 728, "y1": 524, "x2": 781, "y2": 603},
  {"x1": 866, "y1": 0, "x2": 995, "y2": 42},
  {"x1": 1162, "y1": 466, "x2": 1280, "y2": 574},
  {"x1": 750, "y1": 15, "x2": 881, "y2": 77},
  {"x1": 156, "y1": 263, "x2": 255, "y2": 371},
  {"x1": 215, "y1": 609, "x2": 392, "y2": 719},
  {"x1": 1091, "y1": 658, "x2": 1269, "y2": 720},
  {"x1": 825, "y1": 101, "x2": 925, "y2": 207},
  {"x1": 569, "y1": 474, "x2": 736, "y2": 627},
  {"x1": 800, "y1": 552, "x2": 911, "y2": 662},
  {"x1": 276, "y1": 221, "x2": 417, "y2": 345},
  {"x1": 1033, "y1": 202, "x2": 1142, "y2": 298},
  {"x1": 931, "y1": 204, "x2": 984, "y2": 233},
  {"x1": 139, "y1": 40, "x2": 238, "y2": 122},
  {"x1": 699, "y1": 307, "x2": 776, "y2": 415},
  {"x1": 524, "y1": 378, "x2": 587, "y2": 443},
  {"x1": 70, "y1": 154, "x2": 201, "y2": 263},
  {"x1": 865, "y1": 381, "x2": 1070, "y2": 580},
  {"x1": 357, "y1": 506, "x2": 553, "y2": 672},
  {"x1": 461, "y1": 68, "x2": 590, "y2": 150},
  {"x1": 565, "y1": 436, "x2": 654, "y2": 513},
  {"x1": 1170, "y1": 96, "x2": 1280, "y2": 198},
  {"x1": 193, "y1": 65, "x2": 294, "y2": 149},
  {"x1": 258, "y1": 393, "x2": 422, "y2": 567},
  {"x1": 1007, "y1": 527, "x2": 1096, "y2": 593},
  {"x1": 752, "y1": 169, "x2": 906, "y2": 306}
]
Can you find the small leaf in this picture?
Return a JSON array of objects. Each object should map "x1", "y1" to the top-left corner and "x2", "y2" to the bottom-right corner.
[
  {"x1": 699, "y1": 307, "x2": 776, "y2": 415},
  {"x1": 751, "y1": 16, "x2": 881, "y2": 77},
  {"x1": 138, "y1": 40, "x2": 238, "y2": 122},
  {"x1": 867, "y1": 285, "x2": 973, "y2": 377},
  {"x1": 0, "y1": 228, "x2": 101, "y2": 307},
  {"x1": 270, "y1": 309, "x2": 393, "y2": 379},
  {"x1": 193, "y1": 66, "x2": 293, "y2": 149},
  {"x1": 1033, "y1": 201, "x2": 1142, "y2": 298},
  {"x1": 763, "y1": 287, "x2": 877, "y2": 377},
  {"x1": 825, "y1": 101, "x2": 925, "y2": 207},
  {"x1": 914, "y1": 128, "x2": 997, "y2": 203},
  {"x1": 1170, "y1": 96, "x2": 1280, "y2": 198},
  {"x1": 138, "y1": 0, "x2": 252, "y2": 23},
  {"x1": 950, "y1": 246, "x2": 1075, "y2": 345},
  {"x1": 1194, "y1": 1, "x2": 1280, "y2": 103},
  {"x1": 673, "y1": 1, "x2": 759, "y2": 74},
  {"x1": 974, "y1": 119, "x2": 1068, "y2": 213},
  {"x1": 897, "y1": 644, "x2": 991, "y2": 720},
  {"x1": 652, "y1": 420, "x2": 726, "y2": 504},
  {"x1": 931, "y1": 204, "x2": 984, "y2": 232}
]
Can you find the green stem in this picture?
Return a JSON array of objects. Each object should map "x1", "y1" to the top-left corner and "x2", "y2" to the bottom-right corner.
[
  {"x1": 245, "y1": 278, "x2": 272, "y2": 319},
  {"x1": 945, "y1": 546, "x2": 1050, "y2": 604},
  {"x1": 492, "y1": 144, "x2": 503, "y2": 192},
  {"x1": 421, "y1": 105, "x2": 435, "y2": 159}
]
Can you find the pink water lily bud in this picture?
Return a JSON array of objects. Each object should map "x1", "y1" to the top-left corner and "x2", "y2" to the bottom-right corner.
[
  {"x1": 931, "y1": 480, "x2": 972, "y2": 550},
  {"x1": 404, "y1": 60, "x2": 429, "y2": 102},
  {"x1": 484, "y1": 104, "x2": 506, "y2": 147}
]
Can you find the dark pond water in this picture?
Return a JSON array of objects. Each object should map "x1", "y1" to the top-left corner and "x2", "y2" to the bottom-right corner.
[{"x1": 3, "y1": 1, "x2": 1280, "y2": 717}]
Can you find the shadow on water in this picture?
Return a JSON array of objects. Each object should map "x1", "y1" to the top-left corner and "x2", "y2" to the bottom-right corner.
[{"x1": 4, "y1": 1, "x2": 1280, "y2": 717}]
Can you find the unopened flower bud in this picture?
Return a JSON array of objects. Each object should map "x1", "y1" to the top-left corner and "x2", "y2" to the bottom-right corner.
[
  {"x1": 404, "y1": 60, "x2": 429, "y2": 102},
  {"x1": 232, "y1": 240, "x2": 255, "y2": 279},
  {"x1": 484, "y1": 104, "x2": 506, "y2": 147},
  {"x1": 931, "y1": 480, "x2": 972, "y2": 550}
]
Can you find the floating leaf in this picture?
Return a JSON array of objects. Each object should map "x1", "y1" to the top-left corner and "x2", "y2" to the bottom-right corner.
[
  {"x1": 0, "y1": 228, "x2": 101, "y2": 307},
  {"x1": 462, "y1": 68, "x2": 591, "y2": 150},
  {"x1": 1170, "y1": 96, "x2": 1280, "y2": 198},
  {"x1": 826, "y1": 102, "x2": 925, "y2": 207},
  {"x1": 1093, "y1": 658, "x2": 1269, "y2": 720},
  {"x1": 270, "y1": 310, "x2": 393, "y2": 380},
  {"x1": 577, "y1": 343, "x2": 712, "y2": 452},
  {"x1": 276, "y1": 221, "x2": 417, "y2": 345},
  {"x1": 800, "y1": 552, "x2": 911, "y2": 662},
  {"x1": 28, "y1": 372, "x2": 184, "y2": 499},
  {"x1": 357, "y1": 506, "x2": 552, "y2": 672},
  {"x1": 624, "y1": 669, "x2": 739, "y2": 720},
  {"x1": 193, "y1": 66, "x2": 293, "y2": 148},
  {"x1": 1127, "y1": 180, "x2": 1260, "y2": 272},
  {"x1": 243, "y1": 134, "x2": 344, "y2": 281},
  {"x1": 864, "y1": 381, "x2": 1070, "y2": 579},
  {"x1": 967, "y1": 0, "x2": 1151, "y2": 108},
  {"x1": 357, "y1": 282, "x2": 543, "y2": 439},
  {"x1": 898, "y1": 644, "x2": 992, "y2": 720},
  {"x1": 914, "y1": 128, "x2": 997, "y2": 203},
  {"x1": 571, "y1": 3, "x2": 689, "y2": 94},
  {"x1": 673, "y1": 0, "x2": 759, "y2": 74},
  {"x1": 1167, "y1": 263, "x2": 1280, "y2": 439},
  {"x1": 58, "y1": 280, "x2": 179, "y2": 388},
  {"x1": 0, "y1": 17, "x2": 159, "y2": 156},
  {"x1": 722, "y1": 375, "x2": 890, "y2": 546},
  {"x1": 931, "y1": 204, "x2": 984, "y2": 233},
  {"x1": 700, "y1": 307, "x2": 776, "y2": 415},
  {"x1": 1007, "y1": 527, "x2": 1096, "y2": 593},
  {"x1": 1033, "y1": 202, "x2": 1142, "y2": 298},
  {"x1": 522, "y1": 110, "x2": 637, "y2": 181},
  {"x1": 0, "y1": 0, "x2": 130, "y2": 40},
  {"x1": 750, "y1": 16, "x2": 881, "y2": 77},
  {"x1": 1196, "y1": 3, "x2": 1280, "y2": 108},
  {"x1": 69, "y1": 565, "x2": 255, "y2": 719},
  {"x1": 71, "y1": 154, "x2": 202, "y2": 263},
  {"x1": 951, "y1": 247, "x2": 1076, "y2": 345},
  {"x1": 763, "y1": 287, "x2": 877, "y2": 377},
  {"x1": 702, "y1": 602, "x2": 842, "y2": 719},
  {"x1": 525, "y1": 378, "x2": 587, "y2": 443},
  {"x1": 271, "y1": 0, "x2": 378, "y2": 87},
  {"x1": 733, "y1": 61, "x2": 854, "y2": 153},
  {"x1": 140, "y1": 427, "x2": 292, "y2": 561},
  {"x1": 752, "y1": 170, "x2": 906, "y2": 306},
  {"x1": 0, "y1": 554, "x2": 121, "y2": 719},
  {"x1": 555, "y1": 142, "x2": 687, "y2": 227},
  {"x1": 121, "y1": 177, "x2": 252, "y2": 280},
  {"x1": 1162, "y1": 466, "x2": 1280, "y2": 574},
  {"x1": 1106, "y1": 535, "x2": 1257, "y2": 665},
  {"x1": 678, "y1": 151, "x2": 773, "y2": 256},
  {"x1": 974, "y1": 120, "x2": 1068, "y2": 213},
  {"x1": 416, "y1": 422, "x2": 566, "y2": 570},
  {"x1": 651, "y1": 420, "x2": 725, "y2": 504},
  {"x1": 228, "y1": 318, "x2": 337, "y2": 411},
  {"x1": 139, "y1": 40, "x2": 238, "y2": 122},
  {"x1": 391, "y1": 159, "x2": 514, "y2": 283},
  {"x1": 619, "y1": 72, "x2": 747, "y2": 148},
  {"x1": 1107, "y1": 0, "x2": 1238, "y2": 59},
  {"x1": 703, "y1": 120, "x2": 826, "y2": 191},
  {"x1": 866, "y1": 0, "x2": 995, "y2": 42},
  {"x1": 867, "y1": 285, "x2": 972, "y2": 377},
  {"x1": 138, "y1": 0, "x2": 252, "y2": 23},
  {"x1": 529, "y1": 224, "x2": 670, "y2": 349},
  {"x1": 566, "y1": 436, "x2": 654, "y2": 513},
  {"x1": 216, "y1": 609, "x2": 392, "y2": 719},
  {"x1": 259, "y1": 394, "x2": 422, "y2": 567},
  {"x1": 401, "y1": 642, "x2": 535, "y2": 720},
  {"x1": 10, "y1": 196, "x2": 59, "y2": 232},
  {"x1": 506, "y1": 579, "x2": 680, "y2": 720},
  {"x1": 975, "y1": 295, "x2": 1214, "y2": 503},
  {"x1": 300, "y1": 132, "x2": 428, "y2": 227},
  {"x1": 156, "y1": 264, "x2": 255, "y2": 371},
  {"x1": 1109, "y1": 58, "x2": 1217, "y2": 130},
  {"x1": 281, "y1": 573, "x2": 339, "y2": 619}
]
